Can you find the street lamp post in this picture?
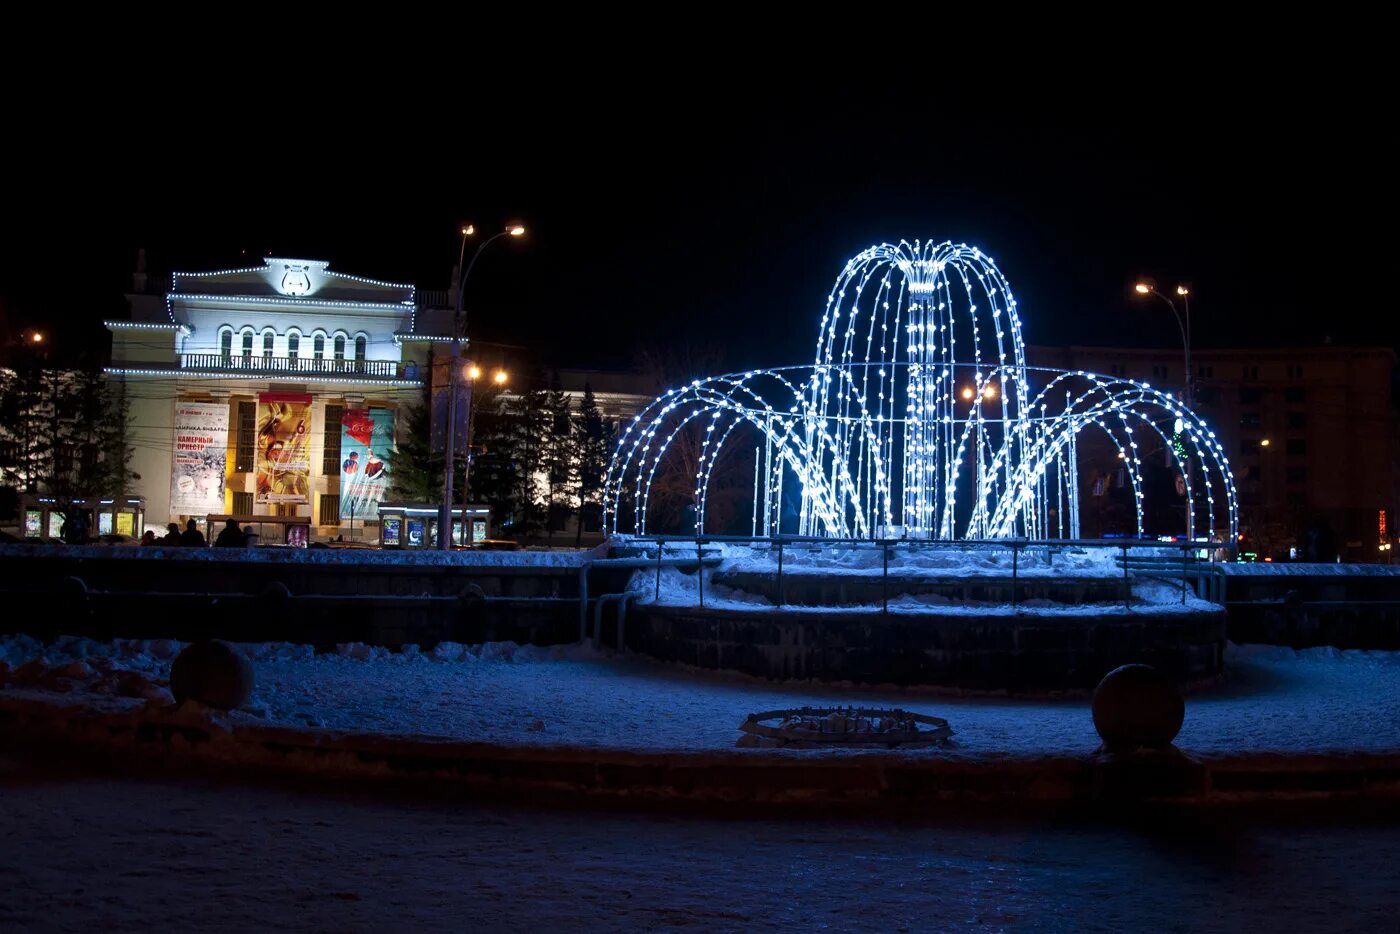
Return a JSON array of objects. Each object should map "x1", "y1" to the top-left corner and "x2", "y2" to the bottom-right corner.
[
  {"x1": 439, "y1": 224, "x2": 524, "y2": 549},
  {"x1": 1134, "y1": 282, "x2": 1192, "y2": 406},
  {"x1": 1135, "y1": 281, "x2": 1195, "y2": 539},
  {"x1": 457, "y1": 366, "x2": 508, "y2": 545}
]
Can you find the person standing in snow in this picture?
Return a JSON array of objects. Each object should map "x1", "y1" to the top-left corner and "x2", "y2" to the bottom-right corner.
[{"x1": 160, "y1": 523, "x2": 181, "y2": 546}]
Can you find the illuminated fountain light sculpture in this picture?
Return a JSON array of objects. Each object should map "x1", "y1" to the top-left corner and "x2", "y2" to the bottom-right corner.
[{"x1": 605, "y1": 241, "x2": 1237, "y2": 542}]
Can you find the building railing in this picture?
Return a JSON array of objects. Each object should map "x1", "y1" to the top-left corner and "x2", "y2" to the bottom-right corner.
[
  {"x1": 181, "y1": 354, "x2": 400, "y2": 377},
  {"x1": 415, "y1": 289, "x2": 453, "y2": 309}
]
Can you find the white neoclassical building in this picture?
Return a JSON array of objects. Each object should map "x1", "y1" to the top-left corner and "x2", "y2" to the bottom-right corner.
[{"x1": 106, "y1": 257, "x2": 453, "y2": 539}]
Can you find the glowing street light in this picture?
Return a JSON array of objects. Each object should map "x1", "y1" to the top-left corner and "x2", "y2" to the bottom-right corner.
[
  {"x1": 982, "y1": 384, "x2": 998, "y2": 400},
  {"x1": 467, "y1": 365, "x2": 482, "y2": 380},
  {"x1": 1260, "y1": 438, "x2": 1271, "y2": 448},
  {"x1": 30, "y1": 332, "x2": 44, "y2": 343},
  {"x1": 440, "y1": 221, "x2": 527, "y2": 548},
  {"x1": 1133, "y1": 279, "x2": 1193, "y2": 405},
  {"x1": 960, "y1": 386, "x2": 975, "y2": 400},
  {"x1": 492, "y1": 369, "x2": 508, "y2": 385}
]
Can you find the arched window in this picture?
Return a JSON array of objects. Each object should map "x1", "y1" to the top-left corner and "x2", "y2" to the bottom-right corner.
[
  {"x1": 313, "y1": 333, "x2": 325, "y2": 360},
  {"x1": 333, "y1": 334, "x2": 346, "y2": 370},
  {"x1": 262, "y1": 331, "x2": 275, "y2": 359},
  {"x1": 219, "y1": 328, "x2": 233, "y2": 359},
  {"x1": 354, "y1": 335, "x2": 367, "y2": 365},
  {"x1": 287, "y1": 332, "x2": 300, "y2": 361},
  {"x1": 241, "y1": 330, "x2": 254, "y2": 358}
]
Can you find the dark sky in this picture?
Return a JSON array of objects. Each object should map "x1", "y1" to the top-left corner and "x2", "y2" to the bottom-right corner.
[{"x1": 2, "y1": 75, "x2": 1391, "y2": 376}]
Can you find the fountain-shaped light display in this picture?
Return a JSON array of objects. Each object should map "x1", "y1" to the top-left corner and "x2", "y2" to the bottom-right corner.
[{"x1": 605, "y1": 241, "x2": 1237, "y2": 542}]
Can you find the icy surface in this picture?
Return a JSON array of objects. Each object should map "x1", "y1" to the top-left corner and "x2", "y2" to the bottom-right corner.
[
  {"x1": 628, "y1": 566, "x2": 1220, "y2": 616},
  {"x1": 1219, "y1": 562, "x2": 1400, "y2": 577},
  {"x1": 4, "y1": 634, "x2": 1400, "y2": 756},
  {"x1": 712, "y1": 540, "x2": 1129, "y2": 578}
]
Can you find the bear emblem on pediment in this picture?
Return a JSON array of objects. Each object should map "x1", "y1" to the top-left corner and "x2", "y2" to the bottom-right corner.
[{"x1": 281, "y1": 264, "x2": 311, "y2": 296}]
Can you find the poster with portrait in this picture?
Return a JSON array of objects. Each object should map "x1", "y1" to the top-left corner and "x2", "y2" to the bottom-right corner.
[
  {"x1": 339, "y1": 407, "x2": 393, "y2": 519},
  {"x1": 255, "y1": 393, "x2": 313, "y2": 504},
  {"x1": 170, "y1": 402, "x2": 230, "y2": 514}
]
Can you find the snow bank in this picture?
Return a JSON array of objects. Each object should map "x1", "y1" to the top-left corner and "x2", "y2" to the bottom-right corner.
[
  {"x1": 626, "y1": 566, "x2": 1218, "y2": 615},
  {"x1": 714, "y1": 540, "x2": 1128, "y2": 579},
  {"x1": 5, "y1": 633, "x2": 1399, "y2": 757}
]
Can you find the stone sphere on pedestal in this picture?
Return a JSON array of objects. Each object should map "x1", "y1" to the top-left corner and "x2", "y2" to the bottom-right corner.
[
  {"x1": 1091, "y1": 663, "x2": 1184, "y2": 752},
  {"x1": 170, "y1": 640, "x2": 254, "y2": 710}
]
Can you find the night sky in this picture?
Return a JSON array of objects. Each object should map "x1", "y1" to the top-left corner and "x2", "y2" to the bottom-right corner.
[{"x1": 3, "y1": 79, "x2": 1390, "y2": 377}]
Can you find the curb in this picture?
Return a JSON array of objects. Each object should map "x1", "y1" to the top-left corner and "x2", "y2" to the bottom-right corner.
[{"x1": 3, "y1": 695, "x2": 1399, "y2": 813}]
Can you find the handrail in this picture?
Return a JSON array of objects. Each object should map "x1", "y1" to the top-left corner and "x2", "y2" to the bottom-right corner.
[
  {"x1": 618, "y1": 534, "x2": 1230, "y2": 612},
  {"x1": 181, "y1": 353, "x2": 400, "y2": 377}
]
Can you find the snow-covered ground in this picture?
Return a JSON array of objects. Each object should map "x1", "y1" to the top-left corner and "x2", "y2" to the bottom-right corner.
[{"x1": 4, "y1": 634, "x2": 1398, "y2": 756}]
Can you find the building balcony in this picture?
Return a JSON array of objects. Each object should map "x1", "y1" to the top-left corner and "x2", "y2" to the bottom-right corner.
[{"x1": 181, "y1": 354, "x2": 403, "y2": 378}]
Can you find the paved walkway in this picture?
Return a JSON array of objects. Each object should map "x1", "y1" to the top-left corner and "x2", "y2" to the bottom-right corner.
[{"x1": 2, "y1": 763, "x2": 1396, "y2": 932}]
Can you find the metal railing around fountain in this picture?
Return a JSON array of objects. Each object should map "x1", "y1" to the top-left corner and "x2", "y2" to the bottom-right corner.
[{"x1": 621, "y1": 535, "x2": 1232, "y2": 613}]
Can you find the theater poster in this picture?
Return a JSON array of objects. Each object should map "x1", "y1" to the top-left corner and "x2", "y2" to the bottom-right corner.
[
  {"x1": 340, "y1": 407, "x2": 393, "y2": 519},
  {"x1": 256, "y1": 393, "x2": 312, "y2": 504},
  {"x1": 170, "y1": 401, "x2": 230, "y2": 514}
]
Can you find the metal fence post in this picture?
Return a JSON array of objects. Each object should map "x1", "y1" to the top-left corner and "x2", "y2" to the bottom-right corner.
[
  {"x1": 697, "y1": 538, "x2": 704, "y2": 608},
  {"x1": 1122, "y1": 544, "x2": 1130, "y2": 609},
  {"x1": 1181, "y1": 544, "x2": 1188, "y2": 604},
  {"x1": 882, "y1": 541, "x2": 889, "y2": 615},
  {"x1": 776, "y1": 539, "x2": 784, "y2": 608},
  {"x1": 656, "y1": 538, "x2": 664, "y2": 602},
  {"x1": 1012, "y1": 544, "x2": 1019, "y2": 611}
]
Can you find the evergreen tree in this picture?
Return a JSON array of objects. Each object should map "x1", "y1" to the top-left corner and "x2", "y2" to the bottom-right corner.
[
  {"x1": 465, "y1": 386, "x2": 517, "y2": 534},
  {"x1": 0, "y1": 363, "x2": 53, "y2": 494},
  {"x1": 389, "y1": 391, "x2": 445, "y2": 503},
  {"x1": 575, "y1": 382, "x2": 614, "y2": 544},
  {"x1": 0, "y1": 365, "x2": 134, "y2": 540},
  {"x1": 505, "y1": 376, "x2": 550, "y2": 538},
  {"x1": 541, "y1": 372, "x2": 578, "y2": 540}
]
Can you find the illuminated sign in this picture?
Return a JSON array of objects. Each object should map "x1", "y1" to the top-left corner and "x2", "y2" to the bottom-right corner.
[
  {"x1": 382, "y1": 517, "x2": 402, "y2": 546},
  {"x1": 280, "y1": 263, "x2": 311, "y2": 296}
]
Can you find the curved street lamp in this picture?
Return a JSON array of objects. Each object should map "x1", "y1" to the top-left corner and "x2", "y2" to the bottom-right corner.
[
  {"x1": 440, "y1": 224, "x2": 525, "y2": 549},
  {"x1": 1134, "y1": 281, "x2": 1192, "y2": 405}
]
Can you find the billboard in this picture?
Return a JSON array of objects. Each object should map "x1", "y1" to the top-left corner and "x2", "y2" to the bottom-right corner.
[
  {"x1": 255, "y1": 393, "x2": 312, "y2": 504},
  {"x1": 339, "y1": 407, "x2": 393, "y2": 519},
  {"x1": 170, "y1": 401, "x2": 230, "y2": 514}
]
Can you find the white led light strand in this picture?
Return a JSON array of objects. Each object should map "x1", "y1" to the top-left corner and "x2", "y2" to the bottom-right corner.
[{"x1": 604, "y1": 240, "x2": 1238, "y2": 543}]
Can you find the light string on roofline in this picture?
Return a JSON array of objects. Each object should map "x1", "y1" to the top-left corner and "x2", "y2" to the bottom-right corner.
[{"x1": 604, "y1": 240, "x2": 1238, "y2": 543}]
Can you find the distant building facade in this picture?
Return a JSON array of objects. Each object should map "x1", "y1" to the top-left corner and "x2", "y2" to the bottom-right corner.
[
  {"x1": 1030, "y1": 344, "x2": 1400, "y2": 561},
  {"x1": 106, "y1": 258, "x2": 454, "y2": 538}
]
